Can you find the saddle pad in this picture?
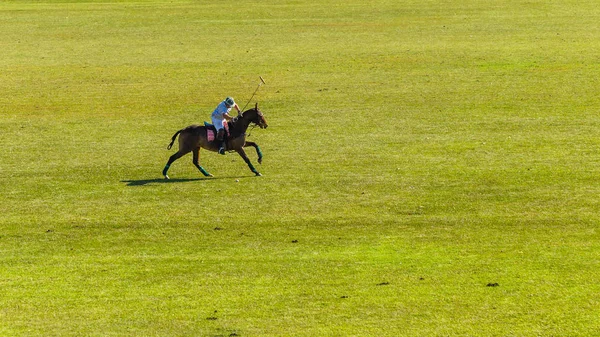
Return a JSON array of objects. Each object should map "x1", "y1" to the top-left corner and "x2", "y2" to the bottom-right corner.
[{"x1": 206, "y1": 129, "x2": 215, "y2": 142}]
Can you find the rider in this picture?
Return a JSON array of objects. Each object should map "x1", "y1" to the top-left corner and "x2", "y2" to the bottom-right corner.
[{"x1": 211, "y1": 96, "x2": 241, "y2": 154}]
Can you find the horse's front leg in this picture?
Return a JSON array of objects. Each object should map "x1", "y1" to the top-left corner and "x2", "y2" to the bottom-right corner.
[
  {"x1": 236, "y1": 148, "x2": 261, "y2": 176},
  {"x1": 243, "y1": 141, "x2": 263, "y2": 164}
]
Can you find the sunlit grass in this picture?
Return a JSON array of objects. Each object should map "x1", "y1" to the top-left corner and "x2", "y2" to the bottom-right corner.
[{"x1": 1, "y1": 0, "x2": 600, "y2": 336}]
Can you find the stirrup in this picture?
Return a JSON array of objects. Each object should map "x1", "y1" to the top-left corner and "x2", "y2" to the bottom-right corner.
[{"x1": 218, "y1": 147, "x2": 226, "y2": 155}]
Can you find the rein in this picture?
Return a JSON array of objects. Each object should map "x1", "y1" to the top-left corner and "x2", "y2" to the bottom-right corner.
[
  {"x1": 247, "y1": 124, "x2": 257, "y2": 137},
  {"x1": 230, "y1": 109, "x2": 261, "y2": 138}
]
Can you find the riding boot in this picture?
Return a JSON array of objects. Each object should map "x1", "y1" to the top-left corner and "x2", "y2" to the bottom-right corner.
[{"x1": 217, "y1": 129, "x2": 226, "y2": 155}]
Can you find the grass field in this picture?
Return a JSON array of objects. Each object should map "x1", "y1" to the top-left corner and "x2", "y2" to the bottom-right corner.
[{"x1": 1, "y1": 0, "x2": 600, "y2": 335}]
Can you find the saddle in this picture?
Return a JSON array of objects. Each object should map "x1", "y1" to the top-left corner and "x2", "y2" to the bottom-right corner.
[
  {"x1": 204, "y1": 122, "x2": 229, "y2": 142},
  {"x1": 204, "y1": 121, "x2": 216, "y2": 131}
]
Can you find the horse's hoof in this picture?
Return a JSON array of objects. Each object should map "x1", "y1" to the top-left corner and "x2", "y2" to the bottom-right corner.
[
  {"x1": 258, "y1": 158, "x2": 263, "y2": 164},
  {"x1": 208, "y1": 174, "x2": 214, "y2": 177},
  {"x1": 255, "y1": 172, "x2": 262, "y2": 177},
  {"x1": 164, "y1": 175, "x2": 170, "y2": 180}
]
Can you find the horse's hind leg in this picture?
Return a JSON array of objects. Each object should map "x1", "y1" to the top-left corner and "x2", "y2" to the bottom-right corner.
[
  {"x1": 163, "y1": 151, "x2": 186, "y2": 179},
  {"x1": 192, "y1": 148, "x2": 213, "y2": 177},
  {"x1": 243, "y1": 141, "x2": 263, "y2": 164}
]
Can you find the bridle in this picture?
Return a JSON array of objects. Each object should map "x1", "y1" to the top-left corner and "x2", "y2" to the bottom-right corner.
[{"x1": 248, "y1": 109, "x2": 266, "y2": 137}]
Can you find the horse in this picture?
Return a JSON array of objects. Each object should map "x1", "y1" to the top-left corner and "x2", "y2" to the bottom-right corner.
[{"x1": 162, "y1": 103, "x2": 268, "y2": 179}]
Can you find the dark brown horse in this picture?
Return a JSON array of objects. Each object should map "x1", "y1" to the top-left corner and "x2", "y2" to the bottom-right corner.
[{"x1": 162, "y1": 103, "x2": 268, "y2": 179}]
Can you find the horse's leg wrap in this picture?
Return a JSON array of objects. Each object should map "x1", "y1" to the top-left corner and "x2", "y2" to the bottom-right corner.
[
  {"x1": 256, "y1": 146, "x2": 263, "y2": 163},
  {"x1": 196, "y1": 165, "x2": 211, "y2": 177}
]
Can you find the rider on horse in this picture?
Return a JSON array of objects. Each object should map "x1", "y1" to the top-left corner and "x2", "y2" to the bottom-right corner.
[{"x1": 211, "y1": 97, "x2": 241, "y2": 154}]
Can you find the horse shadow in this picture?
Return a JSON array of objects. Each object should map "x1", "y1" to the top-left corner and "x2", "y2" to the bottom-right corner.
[
  {"x1": 121, "y1": 176, "x2": 253, "y2": 186},
  {"x1": 120, "y1": 178, "x2": 205, "y2": 186}
]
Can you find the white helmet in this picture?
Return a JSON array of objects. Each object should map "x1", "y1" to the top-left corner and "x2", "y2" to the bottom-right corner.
[{"x1": 224, "y1": 97, "x2": 235, "y2": 106}]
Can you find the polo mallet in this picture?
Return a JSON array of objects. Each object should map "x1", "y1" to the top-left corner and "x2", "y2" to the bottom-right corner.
[{"x1": 240, "y1": 76, "x2": 266, "y2": 113}]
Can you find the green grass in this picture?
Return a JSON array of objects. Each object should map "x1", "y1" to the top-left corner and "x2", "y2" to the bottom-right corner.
[{"x1": 1, "y1": 0, "x2": 600, "y2": 335}]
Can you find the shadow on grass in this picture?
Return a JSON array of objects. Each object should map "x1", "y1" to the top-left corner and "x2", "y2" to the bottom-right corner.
[
  {"x1": 121, "y1": 178, "x2": 207, "y2": 186},
  {"x1": 121, "y1": 175, "x2": 256, "y2": 186}
]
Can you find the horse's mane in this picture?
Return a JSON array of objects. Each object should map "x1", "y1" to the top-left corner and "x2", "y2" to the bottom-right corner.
[
  {"x1": 229, "y1": 115, "x2": 241, "y2": 127},
  {"x1": 229, "y1": 108, "x2": 257, "y2": 126}
]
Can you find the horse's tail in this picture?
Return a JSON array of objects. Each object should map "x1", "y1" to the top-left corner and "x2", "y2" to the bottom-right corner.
[{"x1": 167, "y1": 129, "x2": 182, "y2": 150}]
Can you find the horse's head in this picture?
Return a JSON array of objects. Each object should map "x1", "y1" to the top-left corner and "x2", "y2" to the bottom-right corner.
[{"x1": 243, "y1": 103, "x2": 268, "y2": 129}]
